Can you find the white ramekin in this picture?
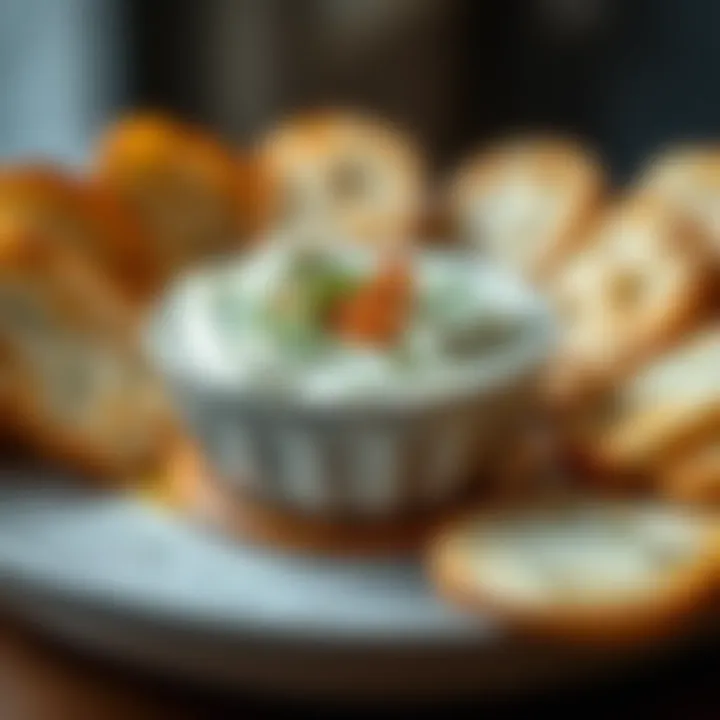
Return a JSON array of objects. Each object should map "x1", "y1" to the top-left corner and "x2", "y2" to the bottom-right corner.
[{"x1": 147, "y1": 253, "x2": 555, "y2": 520}]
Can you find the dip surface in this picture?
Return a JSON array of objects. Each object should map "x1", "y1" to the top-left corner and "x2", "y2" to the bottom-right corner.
[{"x1": 160, "y1": 241, "x2": 545, "y2": 404}]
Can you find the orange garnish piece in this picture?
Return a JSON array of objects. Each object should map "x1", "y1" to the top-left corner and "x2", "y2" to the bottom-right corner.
[{"x1": 331, "y1": 256, "x2": 412, "y2": 346}]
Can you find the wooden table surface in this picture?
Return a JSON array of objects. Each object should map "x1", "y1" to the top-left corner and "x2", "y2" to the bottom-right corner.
[{"x1": 0, "y1": 612, "x2": 716, "y2": 720}]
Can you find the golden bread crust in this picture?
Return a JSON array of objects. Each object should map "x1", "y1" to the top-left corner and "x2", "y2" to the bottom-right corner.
[
  {"x1": 448, "y1": 135, "x2": 605, "y2": 280},
  {"x1": 661, "y1": 444, "x2": 720, "y2": 506},
  {"x1": 258, "y1": 109, "x2": 425, "y2": 245},
  {"x1": 428, "y1": 503, "x2": 720, "y2": 645},
  {"x1": 0, "y1": 221, "x2": 177, "y2": 480},
  {"x1": 0, "y1": 164, "x2": 160, "y2": 305},
  {"x1": 548, "y1": 198, "x2": 714, "y2": 407},
  {"x1": 95, "y1": 113, "x2": 249, "y2": 281},
  {"x1": 561, "y1": 327, "x2": 720, "y2": 489},
  {"x1": 636, "y1": 144, "x2": 720, "y2": 261}
]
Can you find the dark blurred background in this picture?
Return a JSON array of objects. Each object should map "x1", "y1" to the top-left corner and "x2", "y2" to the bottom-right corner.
[{"x1": 2, "y1": 0, "x2": 720, "y2": 180}]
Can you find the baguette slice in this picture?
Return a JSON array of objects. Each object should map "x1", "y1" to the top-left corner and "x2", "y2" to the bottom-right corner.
[
  {"x1": 95, "y1": 112, "x2": 251, "y2": 283},
  {"x1": 576, "y1": 327, "x2": 720, "y2": 481},
  {"x1": 547, "y1": 198, "x2": 714, "y2": 408},
  {"x1": 636, "y1": 144, "x2": 720, "y2": 261},
  {"x1": 0, "y1": 165, "x2": 160, "y2": 306},
  {"x1": 0, "y1": 217, "x2": 176, "y2": 480},
  {"x1": 661, "y1": 444, "x2": 720, "y2": 507},
  {"x1": 429, "y1": 500, "x2": 719, "y2": 644},
  {"x1": 448, "y1": 135, "x2": 604, "y2": 280},
  {"x1": 258, "y1": 109, "x2": 425, "y2": 246}
]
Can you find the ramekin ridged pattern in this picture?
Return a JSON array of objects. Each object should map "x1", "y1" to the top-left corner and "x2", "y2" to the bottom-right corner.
[{"x1": 147, "y1": 256, "x2": 554, "y2": 519}]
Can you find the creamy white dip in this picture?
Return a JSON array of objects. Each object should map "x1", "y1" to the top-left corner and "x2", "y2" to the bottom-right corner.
[{"x1": 157, "y1": 241, "x2": 547, "y2": 404}]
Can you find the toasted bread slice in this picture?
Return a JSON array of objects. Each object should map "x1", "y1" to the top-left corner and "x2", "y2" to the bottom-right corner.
[
  {"x1": 95, "y1": 112, "x2": 250, "y2": 282},
  {"x1": 636, "y1": 144, "x2": 720, "y2": 261},
  {"x1": 0, "y1": 165, "x2": 160, "y2": 306},
  {"x1": 548, "y1": 198, "x2": 713, "y2": 407},
  {"x1": 258, "y1": 109, "x2": 425, "y2": 246},
  {"x1": 577, "y1": 327, "x2": 720, "y2": 479},
  {"x1": 661, "y1": 444, "x2": 720, "y2": 507},
  {"x1": 429, "y1": 500, "x2": 719, "y2": 644},
  {"x1": 448, "y1": 135, "x2": 604, "y2": 280},
  {"x1": 0, "y1": 219, "x2": 176, "y2": 479}
]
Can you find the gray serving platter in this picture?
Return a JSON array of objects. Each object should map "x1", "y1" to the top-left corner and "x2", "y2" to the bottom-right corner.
[{"x1": 0, "y1": 471, "x2": 707, "y2": 702}]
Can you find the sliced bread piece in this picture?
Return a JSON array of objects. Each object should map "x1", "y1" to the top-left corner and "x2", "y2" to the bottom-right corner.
[{"x1": 428, "y1": 500, "x2": 719, "y2": 644}]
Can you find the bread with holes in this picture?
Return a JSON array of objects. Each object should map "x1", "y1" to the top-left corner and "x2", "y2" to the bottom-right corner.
[
  {"x1": 0, "y1": 219, "x2": 176, "y2": 479},
  {"x1": 0, "y1": 165, "x2": 160, "y2": 306},
  {"x1": 575, "y1": 327, "x2": 720, "y2": 483},
  {"x1": 636, "y1": 144, "x2": 720, "y2": 262},
  {"x1": 95, "y1": 113, "x2": 251, "y2": 283},
  {"x1": 258, "y1": 109, "x2": 425, "y2": 246},
  {"x1": 548, "y1": 198, "x2": 714, "y2": 407},
  {"x1": 428, "y1": 500, "x2": 719, "y2": 644},
  {"x1": 448, "y1": 135, "x2": 604, "y2": 280}
]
